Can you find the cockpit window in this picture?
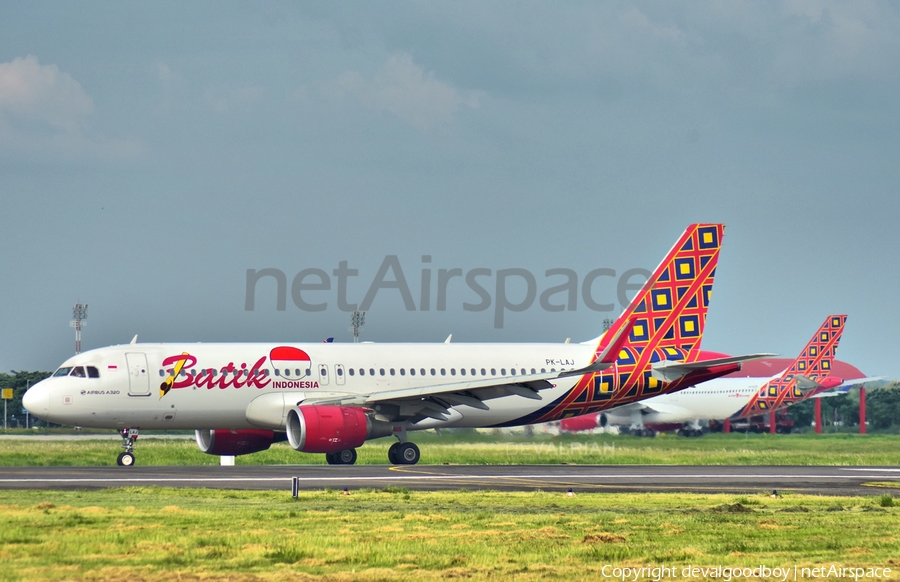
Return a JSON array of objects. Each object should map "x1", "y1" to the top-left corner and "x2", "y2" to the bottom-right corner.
[
  {"x1": 53, "y1": 367, "x2": 73, "y2": 377},
  {"x1": 70, "y1": 366, "x2": 86, "y2": 378},
  {"x1": 87, "y1": 366, "x2": 100, "y2": 378}
]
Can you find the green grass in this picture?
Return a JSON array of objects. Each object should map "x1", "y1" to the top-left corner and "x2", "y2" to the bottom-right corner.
[
  {"x1": 0, "y1": 488, "x2": 898, "y2": 581},
  {"x1": 1, "y1": 431, "x2": 899, "y2": 466}
]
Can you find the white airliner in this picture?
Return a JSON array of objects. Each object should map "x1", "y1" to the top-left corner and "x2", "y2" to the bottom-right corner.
[
  {"x1": 565, "y1": 315, "x2": 852, "y2": 436},
  {"x1": 24, "y1": 224, "x2": 766, "y2": 467}
]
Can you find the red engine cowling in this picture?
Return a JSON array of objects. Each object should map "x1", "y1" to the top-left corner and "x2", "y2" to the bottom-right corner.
[
  {"x1": 195, "y1": 429, "x2": 279, "y2": 456},
  {"x1": 559, "y1": 413, "x2": 601, "y2": 433},
  {"x1": 286, "y1": 405, "x2": 386, "y2": 453}
]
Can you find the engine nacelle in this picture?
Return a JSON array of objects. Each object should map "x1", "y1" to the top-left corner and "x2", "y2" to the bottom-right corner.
[
  {"x1": 195, "y1": 429, "x2": 282, "y2": 456},
  {"x1": 599, "y1": 411, "x2": 633, "y2": 427},
  {"x1": 559, "y1": 413, "x2": 601, "y2": 432},
  {"x1": 286, "y1": 405, "x2": 392, "y2": 453}
]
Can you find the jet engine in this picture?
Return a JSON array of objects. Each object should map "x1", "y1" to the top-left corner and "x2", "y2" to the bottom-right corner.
[
  {"x1": 195, "y1": 429, "x2": 284, "y2": 456},
  {"x1": 599, "y1": 411, "x2": 633, "y2": 427},
  {"x1": 286, "y1": 405, "x2": 392, "y2": 453}
]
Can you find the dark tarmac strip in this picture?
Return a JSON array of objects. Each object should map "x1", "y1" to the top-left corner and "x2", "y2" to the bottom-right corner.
[{"x1": 1, "y1": 465, "x2": 899, "y2": 495}]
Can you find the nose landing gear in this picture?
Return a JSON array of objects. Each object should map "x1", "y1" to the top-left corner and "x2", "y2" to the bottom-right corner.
[{"x1": 117, "y1": 428, "x2": 139, "y2": 466}]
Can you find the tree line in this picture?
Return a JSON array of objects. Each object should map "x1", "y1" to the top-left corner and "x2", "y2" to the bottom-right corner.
[{"x1": 788, "y1": 383, "x2": 900, "y2": 432}]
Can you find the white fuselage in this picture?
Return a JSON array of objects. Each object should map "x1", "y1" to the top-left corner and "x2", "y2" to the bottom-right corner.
[
  {"x1": 604, "y1": 376, "x2": 774, "y2": 426},
  {"x1": 25, "y1": 341, "x2": 595, "y2": 431}
]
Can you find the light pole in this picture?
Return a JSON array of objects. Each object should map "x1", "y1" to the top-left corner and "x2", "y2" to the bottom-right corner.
[
  {"x1": 71, "y1": 302, "x2": 88, "y2": 354},
  {"x1": 350, "y1": 311, "x2": 366, "y2": 343}
]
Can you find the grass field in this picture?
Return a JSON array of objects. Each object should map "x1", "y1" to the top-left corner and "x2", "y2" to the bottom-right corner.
[
  {"x1": 1, "y1": 431, "x2": 899, "y2": 466},
  {"x1": 1, "y1": 488, "x2": 898, "y2": 581}
]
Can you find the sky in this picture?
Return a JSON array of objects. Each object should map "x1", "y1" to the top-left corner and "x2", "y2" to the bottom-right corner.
[{"x1": 1, "y1": 2, "x2": 899, "y2": 378}]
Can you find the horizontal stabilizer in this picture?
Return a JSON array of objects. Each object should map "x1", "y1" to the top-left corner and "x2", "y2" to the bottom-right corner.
[
  {"x1": 838, "y1": 376, "x2": 883, "y2": 389},
  {"x1": 809, "y1": 377, "x2": 883, "y2": 398},
  {"x1": 650, "y1": 353, "x2": 776, "y2": 383},
  {"x1": 795, "y1": 375, "x2": 842, "y2": 394}
]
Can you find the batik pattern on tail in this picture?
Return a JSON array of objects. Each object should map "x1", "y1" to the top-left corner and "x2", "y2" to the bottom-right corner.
[
  {"x1": 732, "y1": 315, "x2": 847, "y2": 419},
  {"x1": 530, "y1": 224, "x2": 726, "y2": 423}
]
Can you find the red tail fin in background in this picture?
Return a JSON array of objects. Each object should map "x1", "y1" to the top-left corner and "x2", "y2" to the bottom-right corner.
[{"x1": 732, "y1": 314, "x2": 847, "y2": 419}]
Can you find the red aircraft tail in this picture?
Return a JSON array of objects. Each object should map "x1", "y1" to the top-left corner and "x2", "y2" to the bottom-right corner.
[{"x1": 732, "y1": 314, "x2": 847, "y2": 418}]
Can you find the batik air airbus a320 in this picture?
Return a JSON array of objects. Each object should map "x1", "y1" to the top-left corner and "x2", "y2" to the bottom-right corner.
[{"x1": 24, "y1": 224, "x2": 767, "y2": 467}]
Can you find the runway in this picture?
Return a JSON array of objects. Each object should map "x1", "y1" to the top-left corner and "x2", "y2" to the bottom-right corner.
[{"x1": 1, "y1": 465, "x2": 899, "y2": 495}]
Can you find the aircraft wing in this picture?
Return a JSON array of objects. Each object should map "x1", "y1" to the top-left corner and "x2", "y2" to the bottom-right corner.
[
  {"x1": 303, "y1": 320, "x2": 642, "y2": 421},
  {"x1": 650, "y1": 353, "x2": 776, "y2": 383},
  {"x1": 304, "y1": 370, "x2": 566, "y2": 420}
]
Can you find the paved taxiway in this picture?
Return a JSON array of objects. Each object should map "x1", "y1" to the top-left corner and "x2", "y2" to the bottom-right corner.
[{"x1": 1, "y1": 465, "x2": 898, "y2": 495}]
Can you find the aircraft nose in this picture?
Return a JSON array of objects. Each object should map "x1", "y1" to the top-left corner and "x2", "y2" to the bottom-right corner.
[{"x1": 23, "y1": 381, "x2": 50, "y2": 415}]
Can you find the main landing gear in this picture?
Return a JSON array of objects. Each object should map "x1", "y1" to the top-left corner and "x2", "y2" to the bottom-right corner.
[
  {"x1": 387, "y1": 441, "x2": 420, "y2": 465},
  {"x1": 325, "y1": 449, "x2": 358, "y2": 465},
  {"x1": 117, "y1": 428, "x2": 139, "y2": 466}
]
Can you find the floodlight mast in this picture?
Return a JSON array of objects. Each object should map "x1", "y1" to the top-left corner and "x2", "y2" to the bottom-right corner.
[
  {"x1": 70, "y1": 302, "x2": 88, "y2": 355},
  {"x1": 351, "y1": 310, "x2": 366, "y2": 343}
]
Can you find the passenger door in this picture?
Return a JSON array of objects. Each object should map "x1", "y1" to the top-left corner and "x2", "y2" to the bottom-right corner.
[{"x1": 125, "y1": 353, "x2": 151, "y2": 397}]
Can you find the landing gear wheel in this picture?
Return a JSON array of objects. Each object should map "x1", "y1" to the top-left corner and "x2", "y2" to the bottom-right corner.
[
  {"x1": 336, "y1": 448, "x2": 357, "y2": 465},
  {"x1": 118, "y1": 428, "x2": 139, "y2": 467},
  {"x1": 397, "y1": 442, "x2": 420, "y2": 465},
  {"x1": 326, "y1": 449, "x2": 358, "y2": 465},
  {"x1": 387, "y1": 442, "x2": 401, "y2": 465},
  {"x1": 117, "y1": 452, "x2": 135, "y2": 467}
]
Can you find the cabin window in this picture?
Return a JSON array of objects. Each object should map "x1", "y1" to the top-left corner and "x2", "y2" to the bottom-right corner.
[
  {"x1": 349, "y1": 368, "x2": 355, "y2": 376},
  {"x1": 491, "y1": 368, "x2": 496, "y2": 375},
  {"x1": 421, "y1": 368, "x2": 427, "y2": 376},
  {"x1": 400, "y1": 368, "x2": 406, "y2": 376},
  {"x1": 380, "y1": 368, "x2": 385, "y2": 376},
  {"x1": 337, "y1": 368, "x2": 344, "y2": 377},
  {"x1": 541, "y1": 368, "x2": 546, "y2": 373},
  {"x1": 430, "y1": 368, "x2": 436, "y2": 376},
  {"x1": 440, "y1": 368, "x2": 446, "y2": 376},
  {"x1": 409, "y1": 368, "x2": 415, "y2": 376},
  {"x1": 480, "y1": 368, "x2": 486, "y2": 376},
  {"x1": 158, "y1": 370, "x2": 165, "y2": 377},
  {"x1": 359, "y1": 369, "x2": 365, "y2": 376},
  {"x1": 390, "y1": 368, "x2": 395, "y2": 376},
  {"x1": 500, "y1": 368, "x2": 506, "y2": 375},
  {"x1": 451, "y1": 368, "x2": 456, "y2": 376},
  {"x1": 370, "y1": 368, "x2": 375, "y2": 376}
]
